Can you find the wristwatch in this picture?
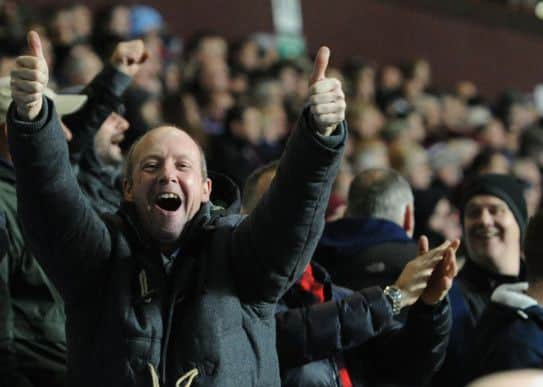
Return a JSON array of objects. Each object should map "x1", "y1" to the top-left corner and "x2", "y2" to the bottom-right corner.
[{"x1": 383, "y1": 285, "x2": 403, "y2": 315}]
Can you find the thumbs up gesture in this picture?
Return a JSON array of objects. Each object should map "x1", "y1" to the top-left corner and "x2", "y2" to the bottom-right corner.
[
  {"x1": 308, "y1": 46, "x2": 346, "y2": 136},
  {"x1": 11, "y1": 30, "x2": 49, "y2": 121}
]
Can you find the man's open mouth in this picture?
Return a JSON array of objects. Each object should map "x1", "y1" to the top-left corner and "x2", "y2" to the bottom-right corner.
[{"x1": 155, "y1": 193, "x2": 182, "y2": 212}]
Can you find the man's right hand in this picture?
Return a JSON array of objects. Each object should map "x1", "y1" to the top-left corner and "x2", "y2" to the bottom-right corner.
[
  {"x1": 11, "y1": 30, "x2": 49, "y2": 121},
  {"x1": 110, "y1": 40, "x2": 148, "y2": 77},
  {"x1": 393, "y1": 236, "x2": 460, "y2": 309}
]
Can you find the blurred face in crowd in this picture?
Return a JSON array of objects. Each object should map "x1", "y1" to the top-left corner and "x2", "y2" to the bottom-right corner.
[
  {"x1": 124, "y1": 127, "x2": 211, "y2": 250},
  {"x1": 406, "y1": 111, "x2": 425, "y2": 143},
  {"x1": 72, "y1": 5, "x2": 92, "y2": 39},
  {"x1": 231, "y1": 107, "x2": 262, "y2": 145},
  {"x1": 351, "y1": 105, "x2": 384, "y2": 140},
  {"x1": 199, "y1": 59, "x2": 230, "y2": 93},
  {"x1": 94, "y1": 112, "x2": 129, "y2": 166},
  {"x1": 354, "y1": 66, "x2": 375, "y2": 101},
  {"x1": 261, "y1": 104, "x2": 287, "y2": 143},
  {"x1": 380, "y1": 65, "x2": 403, "y2": 90},
  {"x1": 205, "y1": 91, "x2": 233, "y2": 122},
  {"x1": 513, "y1": 159, "x2": 542, "y2": 217},
  {"x1": 477, "y1": 119, "x2": 507, "y2": 150},
  {"x1": 63, "y1": 45, "x2": 103, "y2": 86},
  {"x1": 51, "y1": 8, "x2": 76, "y2": 45},
  {"x1": 464, "y1": 195, "x2": 521, "y2": 276},
  {"x1": 509, "y1": 102, "x2": 538, "y2": 133},
  {"x1": 413, "y1": 59, "x2": 431, "y2": 88},
  {"x1": 429, "y1": 198, "x2": 462, "y2": 241},
  {"x1": 442, "y1": 95, "x2": 467, "y2": 133},
  {"x1": 236, "y1": 39, "x2": 259, "y2": 71},
  {"x1": 197, "y1": 36, "x2": 228, "y2": 62},
  {"x1": 108, "y1": 5, "x2": 130, "y2": 37},
  {"x1": 279, "y1": 66, "x2": 300, "y2": 96},
  {"x1": 478, "y1": 153, "x2": 510, "y2": 175}
]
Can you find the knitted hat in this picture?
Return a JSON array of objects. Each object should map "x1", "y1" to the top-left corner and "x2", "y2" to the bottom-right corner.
[{"x1": 461, "y1": 173, "x2": 528, "y2": 240}]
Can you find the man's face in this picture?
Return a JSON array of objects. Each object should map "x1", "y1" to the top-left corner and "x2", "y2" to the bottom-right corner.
[
  {"x1": 94, "y1": 112, "x2": 129, "y2": 166},
  {"x1": 464, "y1": 195, "x2": 521, "y2": 275},
  {"x1": 124, "y1": 127, "x2": 211, "y2": 248}
]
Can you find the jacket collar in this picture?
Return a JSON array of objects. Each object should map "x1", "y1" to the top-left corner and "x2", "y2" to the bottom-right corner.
[
  {"x1": 460, "y1": 259, "x2": 522, "y2": 293},
  {"x1": 491, "y1": 282, "x2": 537, "y2": 310},
  {"x1": 319, "y1": 216, "x2": 412, "y2": 257}
]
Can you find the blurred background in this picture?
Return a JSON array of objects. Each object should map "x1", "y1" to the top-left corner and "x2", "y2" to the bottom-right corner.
[{"x1": 4, "y1": 0, "x2": 543, "y2": 243}]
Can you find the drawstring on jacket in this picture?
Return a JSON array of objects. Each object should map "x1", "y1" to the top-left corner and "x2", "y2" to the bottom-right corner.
[
  {"x1": 176, "y1": 368, "x2": 199, "y2": 387},
  {"x1": 147, "y1": 363, "x2": 199, "y2": 387}
]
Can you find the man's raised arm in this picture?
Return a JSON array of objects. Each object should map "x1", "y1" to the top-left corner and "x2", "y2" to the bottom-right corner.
[
  {"x1": 7, "y1": 31, "x2": 111, "y2": 303},
  {"x1": 232, "y1": 47, "x2": 347, "y2": 305}
]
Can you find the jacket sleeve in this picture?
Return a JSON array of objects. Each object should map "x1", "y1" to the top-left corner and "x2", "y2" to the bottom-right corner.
[
  {"x1": 276, "y1": 286, "x2": 393, "y2": 371},
  {"x1": 0, "y1": 252, "x2": 33, "y2": 386},
  {"x1": 353, "y1": 298, "x2": 452, "y2": 386},
  {"x1": 231, "y1": 107, "x2": 346, "y2": 306},
  {"x1": 7, "y1": 98, "x2": 112, "y2": 305},
  {"x1": 63, "y1": 65, "x2": 131, "y2": 166}
]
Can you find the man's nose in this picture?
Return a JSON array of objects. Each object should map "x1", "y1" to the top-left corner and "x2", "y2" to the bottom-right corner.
[
  {"x1": 478, "y1": 208, "x2": 493, "y2": 225},
  {"x1": 157, "y1": 162, "x2": 178, "y2": 184}
]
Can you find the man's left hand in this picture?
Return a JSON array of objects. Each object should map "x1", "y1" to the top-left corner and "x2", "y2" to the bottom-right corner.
[
  {"x1": 308, "y1": 46, "x2": 346, "y2": 136},
  {"x1": 420, "y1": 237, "x2": 460, "y2": 305}
]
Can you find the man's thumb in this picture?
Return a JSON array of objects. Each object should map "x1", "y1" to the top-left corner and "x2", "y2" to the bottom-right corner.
[
  {"x1": 309, "y1": 46, "x2": 330, "y2": 86},
  {"x1": 27, "y1": 30, "x2": 45, "y2": 59},
  {"x1": 418, "y1": 235, "x2": 429, "y2": 255}
]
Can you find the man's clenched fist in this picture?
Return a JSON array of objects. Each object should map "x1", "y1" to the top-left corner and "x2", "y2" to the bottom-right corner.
[
  {"x1": 308, "y1": 46, "x2": 346, "y2": 136},
  {"x1": 110, "y1": 39, "x2": 148, "y2": 77},
  {"x1": 11, "y1": 30, "x2": 49, "y2": 121}
]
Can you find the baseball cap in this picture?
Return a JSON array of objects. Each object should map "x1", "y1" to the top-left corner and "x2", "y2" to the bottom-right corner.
[{"x1": 0, "y1": 76, "x2": 87, "y2": 123}]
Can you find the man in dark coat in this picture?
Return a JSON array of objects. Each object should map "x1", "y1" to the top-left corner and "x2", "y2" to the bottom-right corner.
[
  {"x1": 8, "y1": 32, "x2": 346, "y2": 387},
  {"x1": 432, "y1": 173, "x2": 528, "y2": 387},
  {"x1": 243, "y1": 163, "x2": 458, "y2": 387},
  {"x1": 0, "y1": 38, "x2": 146, "y2": 387},
  {"x1": 469, "y1": 211, "x2": 543, "y2": 380},
  {"x1": 315, "y1": 168, "x2": 418, "y2": 290}
]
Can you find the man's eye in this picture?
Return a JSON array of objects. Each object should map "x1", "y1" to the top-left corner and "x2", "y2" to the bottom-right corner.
[{"x1": 143, "y1": 164, "x2": 157, "y2": 171}]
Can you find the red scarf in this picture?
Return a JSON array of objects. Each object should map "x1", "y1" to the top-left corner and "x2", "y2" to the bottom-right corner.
[{"x1": 297, "y1": 264, "x2": 353, "y2": 387}]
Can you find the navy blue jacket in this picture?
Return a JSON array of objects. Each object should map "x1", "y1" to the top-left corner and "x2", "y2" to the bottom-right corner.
[
  {"x1": 315, "y1": 217, "x2": 417, "y2": 290},
  {"x1": 276, "y1": 263, "x2": 452, "y2": 386},
  {"x1": 470, "y1": 282, "x2": 543, "y2": 381}
]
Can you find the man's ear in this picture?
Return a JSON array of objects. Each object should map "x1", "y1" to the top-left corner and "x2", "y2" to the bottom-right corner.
[
  {"x1": 123, "y1": 178, "x2": 134, "y2": 201},
  {"x1": 403, "y1": 203, "x2": 414, "y2": 238},
  {"x1": 202, "y1": 178, "x2": 212, "y2": 202}
]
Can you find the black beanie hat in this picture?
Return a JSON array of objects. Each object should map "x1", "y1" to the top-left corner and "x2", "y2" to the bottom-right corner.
[{"x1": 461, "y1": 174, "x2": 528, "y2": 240}]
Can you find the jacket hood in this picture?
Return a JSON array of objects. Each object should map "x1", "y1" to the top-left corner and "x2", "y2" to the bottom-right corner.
[
  {"x1": 207, "y1": 170, "x2": 241, "y2": 216},
  {"x1": 491, "y1": 282, "x2": 538, "y2": 310},
  {"x1": 318, "y1": 216, "x2": 412, "y2": 257}
]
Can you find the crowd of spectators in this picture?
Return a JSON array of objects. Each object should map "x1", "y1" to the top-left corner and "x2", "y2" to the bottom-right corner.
[{"x1": 1, "y1": 1, "x2": 543, "y2": 387}]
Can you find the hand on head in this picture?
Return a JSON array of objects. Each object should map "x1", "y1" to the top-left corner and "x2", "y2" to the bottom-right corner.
[
  {"x1": 11, "y1": 30, "x2": 49, "y2": 121},
  {"x1": 110, "y1": 40, "x2": 148, "y2": 77},
  {"x1": 393, "y1": 235, "x2": 460, "y2": 309},
  {"x1": 308, "y1": 46, "x2": 346, "y2": 136}
]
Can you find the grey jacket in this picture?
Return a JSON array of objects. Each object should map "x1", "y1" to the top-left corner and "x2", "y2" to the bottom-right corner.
[{"x1": 7, "y1": 98, "x2": 346, "y2": 387}]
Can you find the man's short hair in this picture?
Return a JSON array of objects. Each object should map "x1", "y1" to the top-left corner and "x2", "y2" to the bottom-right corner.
[
  {"x1": 242, "y1": 160, "x2": 279, "y2": 214},
  {"x1": 346, "y1": 168, "x2": 414, "y2": 224},
  {"x1": 123, "y1": 127, "x2": 208, "y2": 187},
  {"x1": 524, "y1": 211, "x2": 543, "y2": 284}
]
